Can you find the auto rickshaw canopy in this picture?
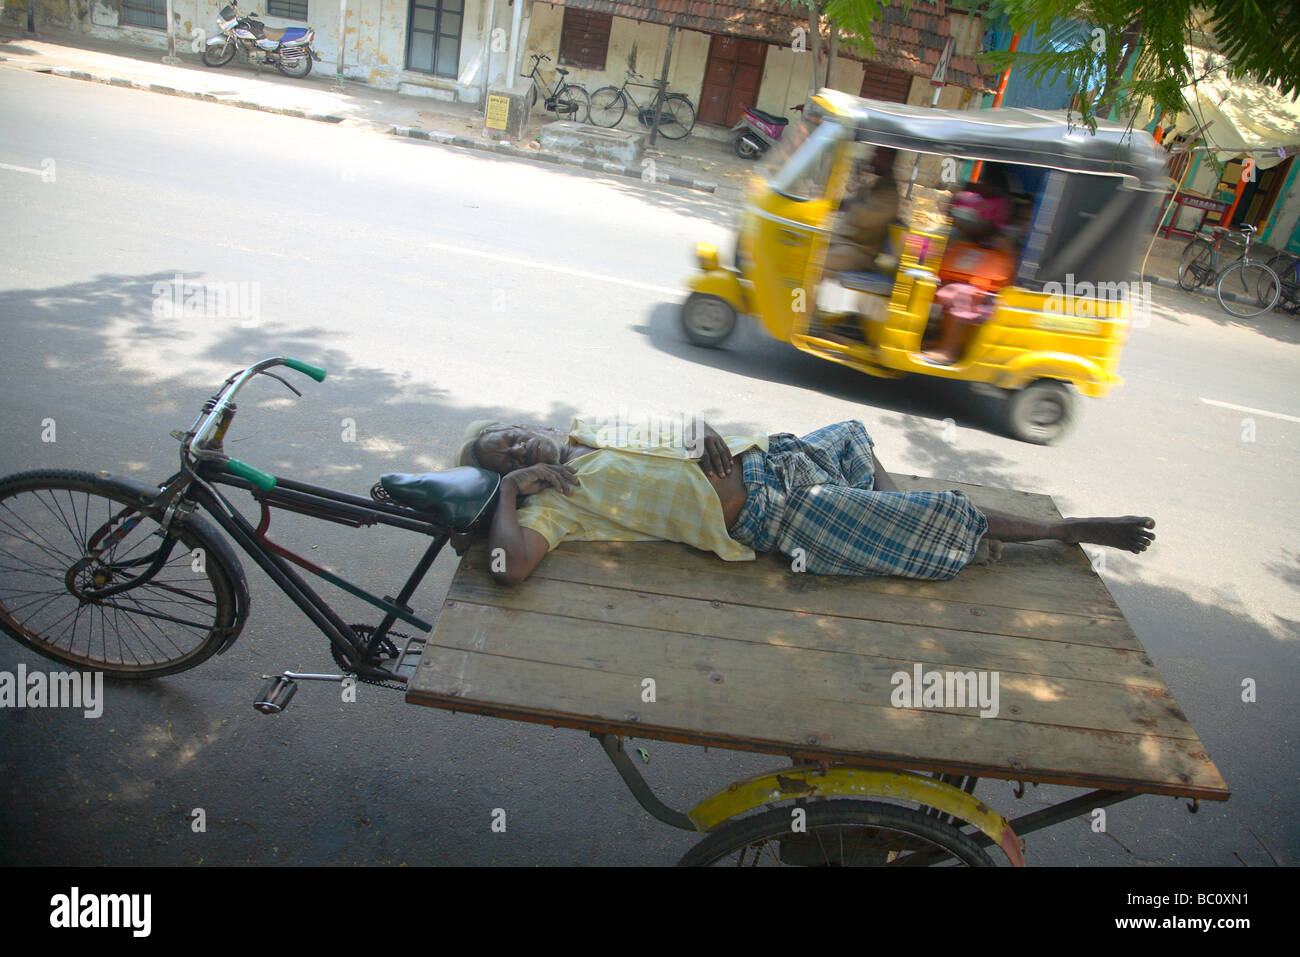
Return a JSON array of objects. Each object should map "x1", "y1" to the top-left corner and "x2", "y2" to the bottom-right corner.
[{"x1": 811, "y1": 89, "x2": 1171, "y2": 190}]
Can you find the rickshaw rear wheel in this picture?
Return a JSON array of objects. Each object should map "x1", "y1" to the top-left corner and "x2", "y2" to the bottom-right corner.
[
  {"x1": 677, "y1": 800, "x2": 995, "y2": 866},
  {"x1": 681, "y1": 293, "x2": 738, "y2": 347},
  {"x1": 1006, "y1": 379, "x2": 1075, "y2": 445}
]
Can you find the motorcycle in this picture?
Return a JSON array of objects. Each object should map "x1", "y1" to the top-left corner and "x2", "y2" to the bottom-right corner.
[
  {"x1": 202, "y1": 1, "x2": 321, "y2": 79},
  {"x1": 731, "y1": 104, "x2": 803, "y2": 160}
]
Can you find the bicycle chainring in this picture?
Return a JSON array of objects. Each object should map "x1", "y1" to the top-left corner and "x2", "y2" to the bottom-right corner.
[{"x1": 332, "y1": 624, "x2": 408, "y2": 690}]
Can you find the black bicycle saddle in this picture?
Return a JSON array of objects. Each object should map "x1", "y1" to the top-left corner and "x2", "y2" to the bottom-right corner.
[{"x1": 379, "y1": 467, "x2": 500, "y2": 529}]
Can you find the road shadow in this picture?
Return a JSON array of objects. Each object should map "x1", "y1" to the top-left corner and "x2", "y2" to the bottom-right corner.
[{"x1": 633, "y1": 300, "x2": 1008, "y2": 438}]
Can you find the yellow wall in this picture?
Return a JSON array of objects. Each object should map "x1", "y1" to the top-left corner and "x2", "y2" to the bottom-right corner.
[{"x1": 526, "y1": 2, "x2": 708, "y2": 108}]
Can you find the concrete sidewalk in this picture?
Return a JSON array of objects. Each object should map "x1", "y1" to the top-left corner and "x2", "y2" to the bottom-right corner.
[{"x1": 0, "y1": 26, "x2": 756, "y2": 198}]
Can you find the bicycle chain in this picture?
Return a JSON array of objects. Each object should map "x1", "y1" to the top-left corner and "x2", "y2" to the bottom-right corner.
[{"x1": 331, "y1": 624, "x2": 410, "y2": 691}]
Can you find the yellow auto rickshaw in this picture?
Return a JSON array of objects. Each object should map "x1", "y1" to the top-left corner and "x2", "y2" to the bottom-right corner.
[{"x1": 681, "y1": 89, "x2": 1169, "y2": 443}]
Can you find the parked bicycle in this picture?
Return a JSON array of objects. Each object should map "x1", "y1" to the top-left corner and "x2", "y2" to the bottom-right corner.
[
  {"x1": 0, "y1": 358, "x2": 500, "y2": 706},
  {"x1": 1176, "y1": 224, "x2": 1280, "y2": 318},
  {"x1": 522, "y1": 53, "x2": 590, "y2": 124},
  {"x1": 588, "y1": 70, "x2": 696, "y2": 140},
  {"x1": 1262, "y1": 250, "x2": 1300, "y2": 315}
]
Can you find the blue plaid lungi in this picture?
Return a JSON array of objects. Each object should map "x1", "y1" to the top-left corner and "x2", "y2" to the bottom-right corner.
[{"x1": 727, "y1": 421, "x2": 989, "y2": 580}]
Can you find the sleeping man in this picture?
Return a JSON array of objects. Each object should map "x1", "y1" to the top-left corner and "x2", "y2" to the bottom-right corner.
[{"x1": 455, "y1": 416, "x2": 1154, "y2": 585}]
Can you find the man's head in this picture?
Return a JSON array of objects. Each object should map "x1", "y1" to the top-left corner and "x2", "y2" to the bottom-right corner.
[
  {"x1": 456, "y1": 421, "x2": 564, "y2": 474},
  {"x1": 870, "y1": 146, "x2": 897, "y2": 178}
]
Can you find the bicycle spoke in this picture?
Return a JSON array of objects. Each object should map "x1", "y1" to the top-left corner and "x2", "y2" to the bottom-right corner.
[{"x1": 0, "y1": 477, "x2": 230, "y2": 675}]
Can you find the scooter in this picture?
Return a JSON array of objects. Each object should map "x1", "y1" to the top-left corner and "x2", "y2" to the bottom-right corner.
[
  {"x1": 201, "y1": 1, "x2": 321, "y2": 79},
  {"x1": 731, "y1": 104, "x2": 803, "y2": 160}
]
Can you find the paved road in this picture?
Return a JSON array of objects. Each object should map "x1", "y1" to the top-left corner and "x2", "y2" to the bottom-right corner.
[{"x1": 0, "y1": 67, "x2": 1296, "y2": 865}]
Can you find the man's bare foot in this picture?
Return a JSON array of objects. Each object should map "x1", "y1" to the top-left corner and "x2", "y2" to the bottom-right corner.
[
  {"x1": 1063, "y1": 517, "x2": 1155, "y2": 553},
  {"x1": 970, "y1": 536, "x2": 1004, "y2": 565}
]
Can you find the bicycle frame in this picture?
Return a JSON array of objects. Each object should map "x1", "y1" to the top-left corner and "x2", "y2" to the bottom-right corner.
[
  {"x1": 199, "y1": 467, "x2": 450, "y2": 674},
  {"x1": 79, "y1": 358, "x2": 469, "y2": 688},
  {"x1": 615, "y1": 74, "x2": 665, "y2": 115},
  {"x1": 523, "y1": 59, "x2": 560, "y2": 103}
]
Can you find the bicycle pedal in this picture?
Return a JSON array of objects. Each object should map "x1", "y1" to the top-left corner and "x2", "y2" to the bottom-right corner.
[{"x1": 254, "y1": 674, "x2": 297, "y2": 714}]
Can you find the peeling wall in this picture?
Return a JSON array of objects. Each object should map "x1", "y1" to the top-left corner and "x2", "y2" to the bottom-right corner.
[
  {"x1": 57, "y1": 0, "x2": 517, "y2": 102},
  {"x1": 2, "y1": 0, "x2": 76, "y2": 27}
]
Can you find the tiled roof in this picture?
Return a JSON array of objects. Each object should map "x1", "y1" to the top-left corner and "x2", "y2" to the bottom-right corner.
[{"x1": 551, "y1": 0, "x2": 996, "y2": 92}]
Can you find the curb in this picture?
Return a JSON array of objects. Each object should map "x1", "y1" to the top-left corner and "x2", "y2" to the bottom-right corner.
[
  {"x1": 44, "y1": 66, "x2": 347, "y2": 124},
  {"x1": 391, "y1": 124, "x2": 718, "y2": 194}
]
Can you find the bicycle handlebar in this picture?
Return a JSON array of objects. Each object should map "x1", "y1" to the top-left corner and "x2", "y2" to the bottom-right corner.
[
  {"x1": 187, "y1": 357, "x2": 330, "y2": 488},
  {"x1": 224, "y1": 458, "x2": 277, "y2": 491}
]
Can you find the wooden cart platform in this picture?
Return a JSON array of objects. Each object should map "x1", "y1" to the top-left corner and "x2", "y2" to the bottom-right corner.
[{"x1": 407, "y1": 477, "x2": 1228, "y2": 803}]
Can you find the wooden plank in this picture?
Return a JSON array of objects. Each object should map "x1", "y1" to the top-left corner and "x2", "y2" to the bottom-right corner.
[
  {"x1": 409, "y1": 622, "x2": 1227, "y2": 798},
  {"x1": 420, "y1": 602, "x2": 1198, "y2": 739},
  {"x1": 512, "y1": 542, "x2": 1129, "y2": 629},
  {"x1": 448, "y1": 576, "x2": 1160, "y2": 686},
  {"x1": 461, "y1": 543, "x2": 1138, "y2": 650}
]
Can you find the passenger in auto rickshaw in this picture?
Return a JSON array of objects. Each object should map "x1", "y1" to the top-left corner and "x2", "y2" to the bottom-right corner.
[{"x1": 922, "y1": 164, "x2": 1020, "y2": 364}]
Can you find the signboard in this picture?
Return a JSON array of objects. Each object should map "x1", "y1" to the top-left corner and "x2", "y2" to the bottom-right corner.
[
  {"x1": 930, "y1": 37, "x2": 954, "y2": 88},
  {"x1": 485, "y1": 94, "x2": 510, "y2": 131}
]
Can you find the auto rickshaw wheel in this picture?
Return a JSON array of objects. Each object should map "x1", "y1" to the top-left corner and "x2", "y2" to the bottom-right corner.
[
  {"x1": 1006, "y1": 380, "x2": 1075, "y2": 445},
  {"x1": 681, "y1": 293, "x2": 738, "y2": 347},
  {"x1": 676, "y1": 800, "x2": 995, "y2": 866}
]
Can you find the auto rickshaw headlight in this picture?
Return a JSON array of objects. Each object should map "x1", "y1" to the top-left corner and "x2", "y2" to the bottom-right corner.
[{"x1": 697, "y1": 243, "x2": 720, "y2": 271}]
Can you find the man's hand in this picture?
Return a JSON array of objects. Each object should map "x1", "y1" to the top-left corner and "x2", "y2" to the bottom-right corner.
[
  {"x1": 504, "y1": 463, "x2": 580, "y2": 497},
  {"x1": 695, "y1": 422, "x2": 733, "y2": 477}
]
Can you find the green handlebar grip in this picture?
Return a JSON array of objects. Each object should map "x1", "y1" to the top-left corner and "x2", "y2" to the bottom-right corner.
[
  {"x1": 283, "y1": 358, "x2": 327, "y2": 382},
  {"x1": 225, "y1": 458, "x2": 277, "y2": 490}
]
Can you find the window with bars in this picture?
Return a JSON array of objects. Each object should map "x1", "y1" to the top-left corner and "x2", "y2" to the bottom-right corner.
[
  {"x1": 405, "y1": 0, "x2": 463, "y2": 78},
  {"x1": 120, "y1": 0, "x2": 166, "y2": 30},
  {"x1": 267, "y1": 0, "x2": 308, "y2": 21},
  {"x1": 860, "y1": 63, "x2": 913, "y2": 104},
  {"x1": 558, "y1": 9, "x2": 611, "y2": 71}
]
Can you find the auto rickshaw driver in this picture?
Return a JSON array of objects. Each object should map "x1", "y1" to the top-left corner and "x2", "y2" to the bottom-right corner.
[{"x1": 824, "y1": 146, "x2": 900, "y2": 277}]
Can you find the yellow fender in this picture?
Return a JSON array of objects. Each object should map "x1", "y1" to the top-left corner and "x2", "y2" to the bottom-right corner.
[
  {"x1": 686, "y1": 269, "x2": 750, "y2": 316},
  {"x1": 994, "y1": 352, "x2": 1112, "y2": 398},
  {"x1": 688, "y1": 765, "x2": 1025, "y2": 866}
]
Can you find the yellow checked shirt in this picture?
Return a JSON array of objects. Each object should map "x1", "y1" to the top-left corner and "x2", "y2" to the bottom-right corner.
[{"x1": 515, "y1": 415, "x2": 769, "y2": 561}]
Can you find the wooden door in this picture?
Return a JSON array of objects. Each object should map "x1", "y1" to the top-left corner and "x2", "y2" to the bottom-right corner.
[{"x1": 698, "y1": 36, "x2": 767, "y2": 127}]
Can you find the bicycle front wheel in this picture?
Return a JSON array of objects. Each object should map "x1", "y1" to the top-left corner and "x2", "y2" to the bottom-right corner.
[
  {"x1": 1177, "y1": 239, "x2": 1213, "y2": 290},
  {"x1": 653, "y1": 94, "x2": 696, "y2": 140},
  {"x1": 0, "y1": 471, "x2": 237, "y2": 678},
  {"x1": 1218, "y1": 260, "x2": 1279, "y2": 318},
  {"x1": 588, "y1": 87, "x2": 626, "y2": 127}
]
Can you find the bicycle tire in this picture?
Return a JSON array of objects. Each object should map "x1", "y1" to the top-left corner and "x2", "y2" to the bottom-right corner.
[
  {"x1": 0, "y1": 470, "x2": 237, "y2": 678},
  {"x1": 1177, "y1": 239, "x2": 1213, "y2": 291},
  {"x1": 555, "y1": 82, "x2": 590, "y2": 124},
  {"x1": 653, "y1": 93, "x2": 696, "y2": 140},
  {"x1": 588, "y1": 86, "x2": 626, "y2": 127},
  {"x1": 1217, "y1": 260, "x2": 1279, "y2": 318},
  {"x1": 1265, "y1": 252, "x2": 1299, "y2": 289},
  {"x1": 678, "y1": 799, "x2": 996, "y2": 867}
]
